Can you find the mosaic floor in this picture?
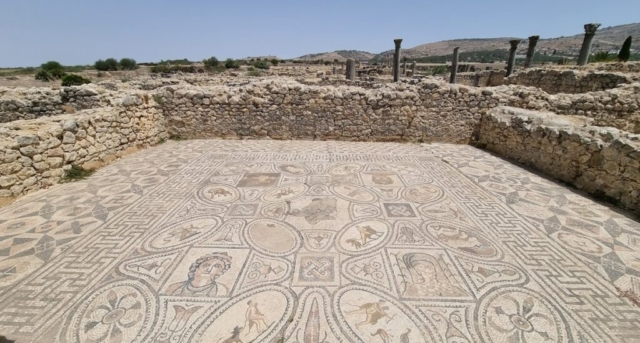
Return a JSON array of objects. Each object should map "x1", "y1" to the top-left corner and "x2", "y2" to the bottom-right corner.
[{"x1": 0, "y1": 140, "x2": 639, "y2": 343}]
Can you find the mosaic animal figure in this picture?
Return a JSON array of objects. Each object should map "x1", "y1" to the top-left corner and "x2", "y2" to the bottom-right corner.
[
  {"x1": 357, "y1": 225, "x2": 383, "y2": 246},
  {"x1": 208, "y1": 188, "x2": 232, "y2": 198},
  {"x1": 221, "y1": 326, "x2": 243, "y2": 343},
  {"x1": 346, "y1": 239, "x2": 363, "y2": 249},
  {"x1": 371, "y1": 329, "x2": 390, "y2": 343}
]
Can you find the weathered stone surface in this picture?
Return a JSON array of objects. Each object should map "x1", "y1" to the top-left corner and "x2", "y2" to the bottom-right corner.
[
  {"x1": 479, "y1": 106, "x2": 640, "y2": 213},
  {"x1": 0, "y1": 105, "x2": 167, "y2": 198}
]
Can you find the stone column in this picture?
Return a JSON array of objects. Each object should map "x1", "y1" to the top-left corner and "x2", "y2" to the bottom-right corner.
[
  {"x1": 524, "y1": 35, "x2": 539, "y2": 68},
  {"x1": 506, "y1": 39, "x2": 521, "y2": 77},
  {"x1": 393, "y1": 39, "x2": 402, "y2": 82},
  {"x1": 411, "y1": 61, "x2": 416, "y2": 77},
  {"x1": 577, "y1": 23, "x2": 601, "y2": 66},
  {"x1": 402, "y1": 57, "x2": 407, "y2": 75},
  {"x1": 346, "y1": 59, "x2": 355, "y2": 80},
  {"x1": 450, "y1": 47, "x2": 460, "y2": 84},
  {"x1": 333, "y1": 66, "x2": 337, "y2": 75}
]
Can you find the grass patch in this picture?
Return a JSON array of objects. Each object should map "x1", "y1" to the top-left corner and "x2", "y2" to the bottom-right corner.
[
  {"x1": 0, "y1": 67, "x2": 36, "y2": 77},
  {"x1": 152, "y1": 94, "x2": 165, "y2": 105},
  {"x1": 60, "y1": 165, "x2": 94, "y2": 182}
]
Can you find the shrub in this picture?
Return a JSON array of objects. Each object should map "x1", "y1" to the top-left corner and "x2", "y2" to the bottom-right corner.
[
  {"x1": 253, "y1": 61, "x2": 269, "y2": 70},
  {"x1": 40, "y1": 61, "x2": 65, "y2": 79},
  {"x1": 591, "y1": 51, "x2": 614, "y2": 63},
  {"x1": 431, "y1": 65, "x2": 448, "y2": 75},
  {"x1": 119, "y1": 58, "x2": 138, "y2": 70},
  {"x1": 41, "y1": 61, "x2": 63, "y2": 71},
  {"x1": 225, "y1": 58, "x2": 240, "y2": 69},
  {"x1": 270, "y1": 58, "x2": 279, "y2": 66},
  {"x1": 152, "y1": 94, "x2": 165, "y2": 105},
  {"x1": 203, "y1": 57, "x2": 219, "y2": 68},
  {"x1": 618, "y1": 36, "x2": 632, "y2": 62},
  {"x1": 247, "y1": 70, "x2": 261, "y2": 77},
  {"x1": 61, "y1": 165, "x2": 93, "y2": 182},
  {"x1": 94, "y1": 58, "x2": 119, "y2": 71},
  {"x1": 61, "y1": 74, "x2": 91, "y2": 86},
  {"x1": 35, "y1": 70, "x2": 54, "y2": 81}
]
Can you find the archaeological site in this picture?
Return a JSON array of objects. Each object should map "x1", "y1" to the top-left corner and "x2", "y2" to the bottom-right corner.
[{"x1": 1, "y1": 6, "x2": 640, "y2": 343}]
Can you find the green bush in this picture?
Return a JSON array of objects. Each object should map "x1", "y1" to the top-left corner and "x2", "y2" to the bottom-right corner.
[
  {"x1": 618, "y1": 36, "x2": 632, "y2": 62},
  {"x1": 270, "y1": 59, "x2": 279, "y2": 66},
  {"x1": 203, "y1": 57, "x2": 219, "y2": 68},
  {"x1": 119, "y1": 58, "x2": 138, "y2": 70},
  {"x1": 591, "y1": 51, "x2": 614, "y2": 63},
  {"x1": 94, "y1": 58, "x2": 119, "y2": 71},
  {"x1": 41, "y1": 61, "x2": 62, "y2": 71},
  {"x1": 247, "y1": 70, "x2": 261, "y2": 77},
  {"x1": 61, "y1": 74, "x2": 91, "y2": 86},
  {"x1": 253, "y1": 61, "x2": 269, "y2": 69},
  {"x1": 225, "y1": 58, "x2": 241, "y2": 69},
  {"x1": 61, "y1": 165, "x2": 93, "y2": 182},
  {"x1": 35, "y1": 70, "x2": 54, "y2": 82},
  {"x1": 40, "y1": 61, "x2": 65, "y2": 79},
  {"x1": 431, "y1": 65, "x2": 448, "y2": 75}
]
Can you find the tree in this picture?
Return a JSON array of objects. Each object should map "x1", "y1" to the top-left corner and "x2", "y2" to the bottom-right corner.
[
  {"x1": 203, "y1": 57, "x2": 220, "y2": 68},
  {"x1": 119, "y1": 58, "x2": 138, "y2": 70},
  {"x1": 224, "y1": 58, "x2": 240, "y2": 69},
  {"x1": 95, "y1": 58, "x2": 119, "y2": 71},
  {"x1": 618, "y1": 36, "x2": 632, "y2": 62},
  {"x1": 270, "y1": 58, "x2": 279, "y2": 66},
  {"x1": 40, "y1": 61, "x2": 65, "y2": 79},
  {"x1": 254, "y1": 61, "x2": 269, "y2": 69}
]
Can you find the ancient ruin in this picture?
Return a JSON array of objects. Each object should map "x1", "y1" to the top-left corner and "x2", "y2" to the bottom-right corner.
[{"x1": 0, "y1": 23, "x2": 639, "y2": 343}]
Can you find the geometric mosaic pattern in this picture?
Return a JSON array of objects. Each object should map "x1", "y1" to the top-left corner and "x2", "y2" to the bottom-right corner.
[{"x1": 0, "y1": 140, "x2": 639, "y2": 342}]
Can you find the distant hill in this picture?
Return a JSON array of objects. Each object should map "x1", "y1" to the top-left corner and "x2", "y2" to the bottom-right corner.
[
  {"x1": 364, "y1": 22, "x2": 640, "y2": 61},
  {"x1": 296, "y1": 50, "x2": 375, "y2": 62}
]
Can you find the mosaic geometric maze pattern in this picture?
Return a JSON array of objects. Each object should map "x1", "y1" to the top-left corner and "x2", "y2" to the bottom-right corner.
[{"x1": 0, "y1": 140, "x2": 639, "y2": 343}]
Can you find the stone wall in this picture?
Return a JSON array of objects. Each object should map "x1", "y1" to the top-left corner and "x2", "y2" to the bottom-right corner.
[
  {"x1": 0, "y1": 85, "x2": 118, "y2": 123},
  {"x1": 158, "y1": 78, "x2": 640, "y2": 141},
  {"x1": 0, "y1": 101, "x2": 167, "y2": 198},
  {"x1": 589, "y1": 62, "x2": 640, "y2": 74},
  {"x1": 159, "y1": 80, "x2": 498, "y2": 143},
  {"x1": 505, "y1": 69, "x2": 633, "y2": 94},
  {"x1": 478, "y1": 106, "x2": 640, "y2": 213}
]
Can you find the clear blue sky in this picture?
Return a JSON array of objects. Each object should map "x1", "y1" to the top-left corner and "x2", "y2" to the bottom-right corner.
[{"x1": 1, "y1": 0, "x2": 638, "y2": 67}]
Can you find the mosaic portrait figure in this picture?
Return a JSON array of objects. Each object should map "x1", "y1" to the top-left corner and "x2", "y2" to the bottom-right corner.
[
  {"x1": 167, "y1": 252, "x2": 232, "y2": 297},
  {"x1": 400, "y1": 253, "x2": 468, "y2": 297}
]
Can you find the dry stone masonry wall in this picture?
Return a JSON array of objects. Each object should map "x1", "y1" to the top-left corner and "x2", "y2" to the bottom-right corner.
[
  {"x1": 0, "y1": 102, "x2": 167, "y2": 198},
  {"x1": 159, "y1": 80, "x2": 495, "y2": 143},
  {"x1": 479, "y1": 107, "x2": 640, "y2": 213},
  {"x1": 504, "y1": 69, "x2": 634, "y2": 94}
]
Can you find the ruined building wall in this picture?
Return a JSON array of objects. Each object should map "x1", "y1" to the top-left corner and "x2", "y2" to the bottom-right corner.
[
  {"x1": 504, "y1": 69, "x2": 633, "y2": 94},
  {"x1": 0, "y1": 100, "x2": 167, "y2": 198},
  {"x1": 158, "y1": 79, "x2": 640, "y2": 139},
  {"x1": 479, "y1": 107, "x2": 640, "y2": 213}
]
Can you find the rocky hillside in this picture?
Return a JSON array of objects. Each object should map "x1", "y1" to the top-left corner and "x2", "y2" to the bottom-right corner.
[
  {"x1": 296, "y1": 50, "x2": 375, "y2": 62},
  {"x1": 371, "y1": 22, "x2": 639, "y2": 60}
]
